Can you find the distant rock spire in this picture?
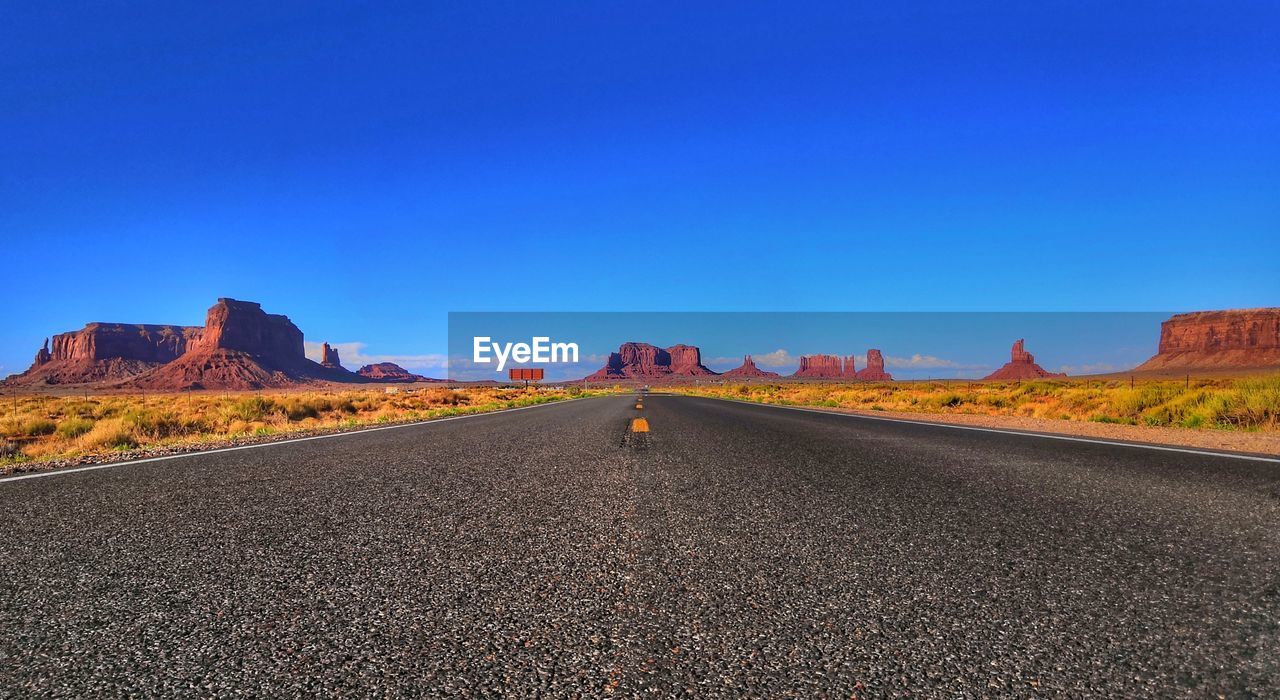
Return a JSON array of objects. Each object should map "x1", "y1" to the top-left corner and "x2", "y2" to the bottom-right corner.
[
  {"x1": 320, "y1": 342, "x2": 342, "y2": 368},
  {"x1": 34, "y1": 338, "x2": 51, "y2": 366}
]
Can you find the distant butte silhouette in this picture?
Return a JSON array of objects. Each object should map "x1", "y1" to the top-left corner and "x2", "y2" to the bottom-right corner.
[
  {"x1": 982, "y1": 339, "x2": 1066, "y2": 380},
  {"x1": 721, "y1": 355, "x2": 781, "y2": 378},
  {"x1": 585, "y1": 342, "x2": 718, "y2": 381}
]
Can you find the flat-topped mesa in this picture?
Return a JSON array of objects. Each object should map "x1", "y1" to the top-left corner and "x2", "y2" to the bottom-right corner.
[
  {"x1": 320, "y1": 342, "x2": 342, "y2": 369},
  {"x1": 855, "y1": 349, "x2": 894, "y2": 381},
  {"x1": 585, "y1": 342, "x2": 718, "y2": 381},
  {"x1": 48, "y1": 323, "x2": 201, "y2": 363},
  {"x1": 356, "y1": 362, "x2": 442, "y2": 383},
  {"x1": 982, "y1": 339, "x2": 1066, "y2": 381},
  {"x1": 791, "y1": 354, "x2": 844, "y2": 379},
  {"x1": 128, "y1": 298, "x2": 353, "y2": 390},
  {"x1": 7, "y1": 323, "x2": 203, "y2": 385},
  {"x1": 721, "y1": 355, "x2": 781, "y2": 379},
  {"x1": 1135, "y1": 308, "x2": 1280, "y2": 371}
]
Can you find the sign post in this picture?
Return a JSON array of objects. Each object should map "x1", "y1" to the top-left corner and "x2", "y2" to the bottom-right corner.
[{"x1": 508, "y1": 368, "x2": 545, "y2": 387}]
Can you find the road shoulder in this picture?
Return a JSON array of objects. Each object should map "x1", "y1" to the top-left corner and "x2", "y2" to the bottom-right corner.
[{"x1": 673, "y1": 395, "x2": 1280, "y2": 458}]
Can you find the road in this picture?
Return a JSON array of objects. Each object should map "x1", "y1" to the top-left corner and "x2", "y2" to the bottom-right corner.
[{"x1": 2, "y1": 394, "x2": 1278, "y2": 697}]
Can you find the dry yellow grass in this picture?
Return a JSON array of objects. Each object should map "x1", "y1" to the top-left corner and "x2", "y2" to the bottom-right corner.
[
  {"x1": 667, "y1": 374, "x2": 1280, "y2": 432},
  {"x1": 0, "y1": 385, "x2": 608, "y2": 468}
]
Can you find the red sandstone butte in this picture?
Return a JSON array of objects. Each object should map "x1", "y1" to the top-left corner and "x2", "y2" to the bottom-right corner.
[
  {"x1": 721, "y1": 355, "x2": 782, "y2": 379},
  {"x1": 356, "y1": 362, "x2": 443, "y2": 383},
  {"x1": 855, "y1": 349, "x2": 894, "y2": 381},
  {"x1": 841, "y1": 355, "x2": 858, "y2": 378},
  {"x1": 585, "y1": 342, "x2": 718, "y2": 381},
  {"x1": 129, "y1": 298, "x2": 357, "y2": 390},
  {"x1": 1135, "y1": 308, "x2": 1280, "y2": 371},
  {"x1": 982, "y1": 339, "x2": 1066, "y2": 381},
  {"x1": 791, "y1": 354, "x2": 844, "y2": 379},
  {"x1": 667, "y1": 344, "x2": 718, "y2": 376},
  {"x1": 7, "y1": 323, "x2": 202, "y2": 385}
]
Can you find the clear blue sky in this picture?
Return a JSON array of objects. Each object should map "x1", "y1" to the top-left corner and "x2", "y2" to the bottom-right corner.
[{"x1": 2, "y1": 1, "x2": 1277, "y2": 375}]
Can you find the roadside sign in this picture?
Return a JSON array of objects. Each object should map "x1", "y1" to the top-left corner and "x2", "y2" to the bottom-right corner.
[{"x1": 509, "y1": 368, "x2": 545, "y2": 383}]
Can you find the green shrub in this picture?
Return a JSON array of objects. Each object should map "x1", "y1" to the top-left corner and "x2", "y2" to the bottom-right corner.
[
  {"x1": 56, "y1": 417, "x2": 95, "y2": 439},
  {"x1": 24, "y1": 418, "x2": 57, "y2": 436},
  {"x1": 1220, "y1": 376, "x2": 1280, "y2": 428},
  {"x1": 226, "y1": 396, "x2": 278, "y2": 422},
  {"x1": 78, "y1": 419, "x2": 138, "y2": 450}
]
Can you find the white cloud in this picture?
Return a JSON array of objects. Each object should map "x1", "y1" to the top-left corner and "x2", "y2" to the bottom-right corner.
[
  {"x1": 706, "y1": 349, "x2": 802, "y2": 369},
  {"x1": 749, "y1": 349, "x2": 801, "y2": 368},
  {"x1": 883, "y1": 354, "x2": 986, "y2": 370},
  {"x1": 304, "y1": 341, "x2": 448, "y2": 371}
]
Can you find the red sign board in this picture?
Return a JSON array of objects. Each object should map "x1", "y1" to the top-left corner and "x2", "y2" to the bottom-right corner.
[{"x1": 508, "y1": 368, "x2": 545, "y2": 381}]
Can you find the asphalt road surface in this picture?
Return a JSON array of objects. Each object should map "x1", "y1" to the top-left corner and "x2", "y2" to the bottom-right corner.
[{"x1": 2, "y1": 394, "x2": 1278, "y2": 697}]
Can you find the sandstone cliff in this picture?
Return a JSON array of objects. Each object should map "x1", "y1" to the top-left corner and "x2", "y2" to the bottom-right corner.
[
  {"x1": 791, "y1": 354, "x2": 844, "y2": 379},
  {"x1": 129, "y1": 299, "x2": 358, "y2": 390},
  {"x1": 841, "y1": 355, "x2": 858, "y2": 378},
  {"x1": 983, "y1": 339, "x2": 1066, "y2": 381},
  {"x1": 585, "y1": 342, "x2": 718, "y2": 381},
  {"x1": 1135, "y1": 308, "x2": 1280, "y2": 371},
  {"x1": 356, "y1": 362, "x2": 443, "y2": 383},
  {"x1": 667, "y1": 344, "x2": 718, "y2": 376},
  {"x1": 8, "y1": 323, "x2": 202, "y2": 385},
  {"x1": 854, "y1": 349, "x2": 893, "y2": 381}
]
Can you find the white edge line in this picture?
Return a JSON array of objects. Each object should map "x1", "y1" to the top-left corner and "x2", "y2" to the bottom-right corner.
[
  {"x1": 678, "y1": 394, "x2": 1280, "y2": 464},
  {"x1": 0, "y1": 397, "x2": 595, "y2": 484}
]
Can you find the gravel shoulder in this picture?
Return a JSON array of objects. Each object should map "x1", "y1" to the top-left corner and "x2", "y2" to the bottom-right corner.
[{"x1": 688, "y1": 397, "x2": 1280, "y2": 456}]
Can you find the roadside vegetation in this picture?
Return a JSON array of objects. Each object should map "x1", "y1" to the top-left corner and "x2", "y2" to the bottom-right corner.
[
  {"x1": 668, "y1": 374, "x2": 1280, "y2": 432},
  {"x1": 0, "y1": 385, "x2": 605, "y2": 470}
]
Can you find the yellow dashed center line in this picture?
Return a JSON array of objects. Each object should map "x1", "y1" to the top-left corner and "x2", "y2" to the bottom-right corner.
[{"x1": 630, "y1": 417, "x2": 650, "y2": 433}]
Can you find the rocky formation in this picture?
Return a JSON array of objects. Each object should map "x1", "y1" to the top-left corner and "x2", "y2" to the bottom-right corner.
[
  {"x1": 3, "y1": 297, "x2": 392, "y2": 390},
  {"x1": 791, "y1": 354, "x2": 845, "y2": 379},
  {"x1": 842, "y1": 355, "x2": 858, "y2": 378},
  {"x1": 855, "y1": 349, "x2": 894, "y2": 381},
  {"x1": 33, "y1": 339, "x2": 51, "y2": 367},
  {"x1": 129, "y1": 299, "x2": 357, "y2": 390},
  {"x1": 320, "y1": 342, "x2": 342, "y2": 369},
  {"x1": 1135, "y1": 308, "x2": 1280, "y2": 371},
  {"x1": 721, "y1": 355, "x2": 782, "y2": 379},
  {"x1": 7, "y1": 323, "x2": 202, "y2": 385},
  {"x1": 983, "y1": 339, "x2": 1066, "y2": 381},
  {"x1": 667, "y1": 344, "x2": 718, "y2": 376},
  {"x1": 585, "y1": 342, "x2": 718, "y2": 381},
  {"x1": 356, "y1": 362, "x2": 442, "y2": 383}
]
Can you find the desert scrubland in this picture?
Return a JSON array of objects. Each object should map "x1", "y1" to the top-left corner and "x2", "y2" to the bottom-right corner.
[{"x1": 0, "y1": 386, "x2": 608, "y2": 472}]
